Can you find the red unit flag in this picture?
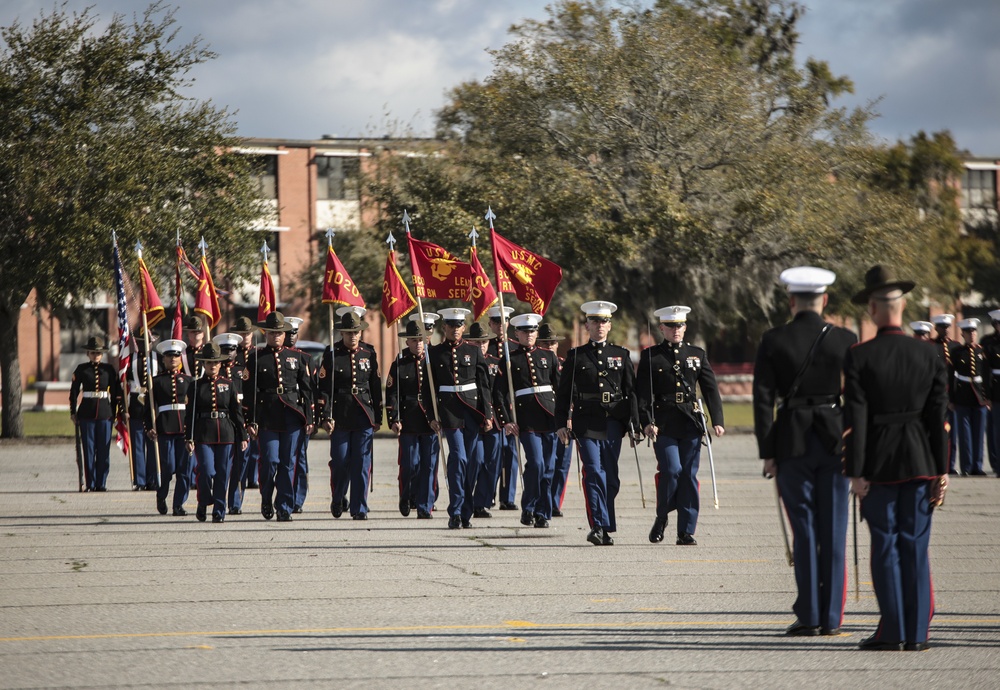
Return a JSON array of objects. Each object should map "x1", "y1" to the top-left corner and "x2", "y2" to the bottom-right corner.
[
  {"x1": 407, "y1": 235, "x2": 473, "y2": 301},
  {"x1": 490, "y1": 229, "x2": 563, "y2": 315},
  {"x1": 137, "y1": 257, "x2": 166, "y2": 329},
  {"x1": 321, "y1": 245, "x2": 366, "y2": 307},
  {"x1": 469, "y1": 247, "x2": 498, "y2": 321},
  {"x1": 257, "y1": 260, "x2": 277, "y2": 321},
  {"x1": 381, "y1": 250, "x2": 417, "y2": 326},
  {"x1": 194, "y1": 255, "x2": 222, "y2": 328}
]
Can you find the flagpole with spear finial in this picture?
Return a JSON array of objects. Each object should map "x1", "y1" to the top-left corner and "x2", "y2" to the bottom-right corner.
[
  {"x1": 403, "y1": 210, "x2": 449, "y2": 491},
  {"x1": 484, "y1": 206, "x2": 524, "y2": 485},
  {"x1": 113, "y1": 232, "x2": 136, "y2": 488},
  {"x1": 325, "y1": 228, "x2": 339, "y2": 442},
  {"x1": 386, "y1": 230, "x2": 404, "y2": 449},
  {"x1": 198, "y1": 237, "x2": 211, "y2": 345},
  {"x1": 136, "y1": 240, "x2": 162, "y2": 483}
]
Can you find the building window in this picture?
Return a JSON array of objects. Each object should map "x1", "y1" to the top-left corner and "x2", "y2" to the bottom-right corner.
[
  {"x1": 316, "y1": 155, "x2": 360, "y2": 201},
  {"x1": 961, "y1": 168, "x2": 997, "y2": 209},
  {"x1": 247, "y1": 154, "x2": 278, "y2": 200}
]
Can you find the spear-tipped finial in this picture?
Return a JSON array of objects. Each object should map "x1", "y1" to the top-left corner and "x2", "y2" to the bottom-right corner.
[
  {"x1": 325, "y1": 227, "x2": 336, "y2": 248},
  {"x1": 176, "y1": 229, "x2": 181, "y2": 247},
  {"x1": 484, "y1": 206, "x2": 496, "y2": 229},
  {"x1": 135, "y1": 240, "x2": 144, "y2": 258},
  {"x1": 386, "y1": 230, "x2": 397, "y2": 252},
  {"x1": 112, "y1": 230, "x2": 119, "y2": 247},
  {"x1": 468, "y1": 225, "x2": 479, "y2": 247},
  {"x1": 402, "y1": 209, "x2": 411, "y2": 234},
  {"x1": 198, "y1": 236, "x2": 208, "y2": 257},
  {"x1": 260, "y1": 240, "x2": 270, "y2": 263}
]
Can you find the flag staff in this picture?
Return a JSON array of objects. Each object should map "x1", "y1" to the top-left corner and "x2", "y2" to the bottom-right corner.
[
  {"x1": 325, "y1": 228, "x2": 338, "y2": 439},
  {"x1": 112, "y1": 232, "x2": 135, "y2": 487},
  {"x1": 403, "y1": 210, "x2": 449, "y2": 490},
  {"x1": 386, "y1": 231, "x2": 404, "y2": 445},
  {"x1": 197, "y1": 236, "x2": 211, "y2": 341},
  {"x1": 135, "y1": 239, "x2": 161, "y2": 482}
]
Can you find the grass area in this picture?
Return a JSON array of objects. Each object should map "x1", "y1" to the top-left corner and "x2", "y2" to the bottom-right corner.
[{"x1": 722, "y1": 402, "x2": 754, "y2": 429}]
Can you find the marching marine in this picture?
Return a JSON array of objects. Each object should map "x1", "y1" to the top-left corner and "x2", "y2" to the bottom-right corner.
[
  {"x1": 486, "y1": 305, "x2": 519, "y2": 510},
  {"x1": 145, "y1": 339, "x2": 194, "y2": 515},
  {"x1": 981, "y1": 309, "x2": 1000, "y2": 477},
  {"x1": 467, "y1": 322, "x2": 504, "y2": 519},
  {"x1": 931, "y1": 313, "x2": 958, "y2": 473},
  {"x1": 951, "y1": 318, "x2": 991, "y2": 476},
  {"x1": 214, "y1": 332, "x2": 249, "y2": 515},
  {"x1": 69, "y1": 335, "x2": 123, "y2": 492},
  {"x1": 538, "y1": 324, "x2": 572, "y2": 517}
]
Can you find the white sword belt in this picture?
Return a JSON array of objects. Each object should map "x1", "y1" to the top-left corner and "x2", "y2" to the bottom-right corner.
[
  {"x1": 515, "y1": 385, "x2": 553, "y2": 397},
  {"x1": 158, "y1": 404, "x2": 186, "y2": 412},
  {"x1": 82, "y1": 391, "x2": 110, "y2": 399},
  {"x1": 439, "y1": 383, "x2": 477, "y2": 393},
  {"x1": 955, "y1": 373, "x2": 983, "y2": 383}
]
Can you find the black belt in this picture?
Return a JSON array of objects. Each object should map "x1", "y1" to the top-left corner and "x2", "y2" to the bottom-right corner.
[
  {"x1": 780, "y1": 394, "x2": 839, "y2": 409},
  {"x1": 197, "y1": 411, "x2": 229, "y2": 419},
  {"x1": 657, "y1": 393, "x2": 691, "y2": 404},
  {"x1": 263, "y1": 386, "x2": 298, "y2": 395},
  {"x1": 578, "y1": 392, "x2": 622, "y2": 403},
  {"x1": 872, "y1": 410, "x2": 920, "y2": 425}
]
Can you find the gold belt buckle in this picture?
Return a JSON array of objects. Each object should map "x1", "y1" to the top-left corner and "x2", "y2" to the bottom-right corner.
[
  {"x1": 602, "y1": 392, "x2": 611, "y2": 404},
  {"x1": 275, "y1": 385, "x2": 284, "y2": 394},
  {"x1": 675, "y1": 392, "x2": 684, "y2": 403}
]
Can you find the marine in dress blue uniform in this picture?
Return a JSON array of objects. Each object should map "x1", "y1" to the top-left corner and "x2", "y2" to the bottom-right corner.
[
  {"x1": 319, "y1": 311, "x2": 382, "y2": 519},
  {"x1": 387, "y1": 320, "x2": 441, "y2": 519},
  {"x1": 538, "y1": 324, "x2": 573, "y2": 517},
  {"x1": 752, "y1": 267, "x2": 857, "y2": 636},
  {"x1": 844, "y1": 266, "x2": 949, "y2": 651},
  {"x1": 246, "y1": 312, "x2": 314, "y2": 522},
  {"x1": 145, "y1": 339, "x2": 194, "y2": 516},
  {"x1": 232, "y1": 317, "x2": 261, "y2": 491},
  {"x1": 931, "y1": 314, "x2": 958, "y2": 473},
  {"x1": 284, "y1": 316, "x2": 313, "y2": 512},
  {"x1": 950, "y1": 318, "x2": 991, "y2": 476},
  {"x1": 427, "y1": 308, "x2": 495, "y2": 529},
  {"x1": 910, "y1": 321, "x2": 933, "y2": 341},
  {"x1": 213, "y1": 332, "x2": 249, "y2": 515},
  {"x1": 555, "y1": 301, "x2": 639, "y2": 546},
  {"x1": 496, "y1": 313, "x2": 561, "y2": 528},
  {"x1": 486, "y1": 305, "x2": 520, "y2": 510},
  {"x1": 126, "y1": 330, "x2": 160, "y2": 490},
  {"x1": 980, "y1": 309, "x2": 1000, "y2": 477},
  {"x1": 465, "y1": 322, "x2": 504, "y2": 518},
  {"x1": 184, "y1": 343, "x2": 248, "y2": 523},
  {"x1": 638, "y1": 306, "x2": 724, "y2": 546},
  {"x1": 69, "y1": 336, "x2": 122, "y2": 492}
]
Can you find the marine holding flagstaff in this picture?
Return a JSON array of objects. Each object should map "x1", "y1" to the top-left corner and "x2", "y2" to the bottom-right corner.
[
  {"x1": 69, "y1": 336, "x2": 123, "y2": 492},
  {"x1": 126, "y1": 329, "x2": 160, "y2": 490},
  {"x1": 637, "y1": 306, "x2": 724, "y2": 546},
  {"x1": 319, "y1": 310, "x2": 382, "y2": 520},
  {"x1": 184, "y1": 343, "x2": 248, "y2": 524},
  {"x1": 386, "y1": 320, "x2": 439, "y2": 519},
  {"x1": 486, "y1": 305, "x2": 519, "y2": 510},
  {"x1": 752, "y1": 267, "x2": 857, "y2": 637},
  {"x1": 496, "y1": 313, "x2": 561, "y2": 528},
  {"x1": 555, "y1": 301, "x2": 639, "y2": 547},
  {"x1": 284, "y1": 316, "x2": 312, "y2": 513},
  {"x1": 214, "y1": 332, "x2": 250, "y2": 515},
  {"x1": 843, "y1": 265, "x2": 948, "y2": 651},
  {"x1": 145, "y1": 339, "x2": 194, "y2": 516},
  {"x1": 246, "y1": 311, "x2": 314, "y2": 522},
  {"x1": 426, "y1": 307, "x2": 495, "y2": 529}
]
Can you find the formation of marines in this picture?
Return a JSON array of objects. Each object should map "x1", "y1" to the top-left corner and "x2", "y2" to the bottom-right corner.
[{"x1": 69, "y1": 262, "x2": 960, "y2": 651}]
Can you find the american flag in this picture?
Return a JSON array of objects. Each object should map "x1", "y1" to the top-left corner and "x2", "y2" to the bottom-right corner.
[{"x1": 112, "y1": 238, "x2": 131, "y2": 457}]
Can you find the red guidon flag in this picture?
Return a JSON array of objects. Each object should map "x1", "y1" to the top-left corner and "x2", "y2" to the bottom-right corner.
[
  {"x1": 194, "y1": 255, "x2": 221, "y2": 328},
  {"x1": 407, "y1": 235, "x2": 472, "y2": 300},
  {"x1": 469, "y1": 247, "x2": 498, "y2": 321},
  {"x1": 257, "y1": 260, "x2": 277, "y2": 321},
  {"x1": 137, "y1": 257, "x2": 165, "y2": 329},
  {"x1": 490, "y1": 229, "x2": 562, "y2": 315},
  {"x1": 381, "y1": 250, "x2": 417, "y2": 326},
  {"x1": 321, "y1": 245, "x2": 366, "y2": 307}
]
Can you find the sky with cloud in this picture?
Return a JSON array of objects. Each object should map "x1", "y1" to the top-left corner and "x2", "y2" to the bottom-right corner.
[{"x1": 3, "y1": 0, "x2": 998, "y2": 154}]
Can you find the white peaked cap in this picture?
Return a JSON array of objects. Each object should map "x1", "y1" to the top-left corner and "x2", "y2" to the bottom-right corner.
[
  {"x1": 410, "y1": 312, "x2": 440, "y2": 325},
  {"x1": 438, "y1": 307, "x2": 471, "y2": 321},
  {"x1": 156, "y1": 339, "x2": 186, "y2": 356},
  {"x1": 779, "y1": 266, "x2": 836, "y2": 293},
  {"x1": 931, "y1": 314, "x2": 954, "y2": 326},
  {"x1": 958, "y1": 318, "x2": 980, "y2": 331},
  {"x1": 510, "y1": 313, "x2": 543, "y2": 329},
  {"x1": 909, "y1": 321, "x2": 933, "y2": 334},
  {"x1": 581, "y1": 300, "x2": 617, "y2": 317},
  {"x1": 988, "y1": 309, "x2": 1000, "y2": 322},
  {"x1": 336, "y1": 306, "x2": 367, "y2": 318},
  {"x1": 213, "y1": 333, "x2": 244, "y2": 348},
  {"x1": 284, "y1": 317, "x2": 304, "y2": 330},
  {"x1": 655, "y1": 306, "x2": 692, "y2": 323},
  {"x1": 486, "y1": 305, "x2": 515, "y2": 318}
]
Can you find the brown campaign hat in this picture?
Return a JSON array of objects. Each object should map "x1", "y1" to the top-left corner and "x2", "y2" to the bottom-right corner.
[
  {"x1": 399, "y1": 320, "x2": 423, "y2": 338},
  {"x1": 83, "y1": 335, "x2": 108, "y2": 352},
  {"x1": 464, "y1": 322, "x2": 495, "y2": 341},
  {"x1": 537, "y1": 323, "x2": 564, "y2": 341},
  {"x1": 851, "y1": 265, "x2": 915, "y2": 305},
  {"x1": 232, "y1": 316, "x2": 255, "y2": 333},
  {"x1": 195, "y1": 342, "x2": 229, "y2": 362},
  {"x1": 337, "y1": 312, "x2": 369, "y2": 332},
  {"x1": 184, "y1": 315, "x2": 203, "y2": 331},
  {"x1": 256, "y1": 311, "x2": 293, "y2": 332}
]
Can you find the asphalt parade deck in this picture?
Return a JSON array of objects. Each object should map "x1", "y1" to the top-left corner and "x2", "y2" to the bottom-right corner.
[{"x1": 1, "y1": 434, "x2": 998, "y2": 688}]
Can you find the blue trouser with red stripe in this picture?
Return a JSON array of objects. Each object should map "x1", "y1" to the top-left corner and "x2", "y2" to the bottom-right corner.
[
  {"x1": 195, "y1": 443, "x2": 233, "y2": 520},
  {"x1": 653, "y1": 433, "x2": 702, "y2": 535},
  {"x1": 443, "y1": 408, "x2": 482, "y2": 521},
  {"x1": 519, "y1": 431, "x2": 558, "y2": 520},
  {"x1": 577, "y1": 419, "x2": 623, "y2": 532},
  {"x1": 398, "y1": 432, "x2": 439, "y2": 514}
]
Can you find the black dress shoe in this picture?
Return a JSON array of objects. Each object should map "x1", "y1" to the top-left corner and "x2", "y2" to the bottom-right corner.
[
  {"x1": 228, "y1": 507, "x2": 242, "y2": 516},
  {"x1": 292, "y1": 506, "x2": 303, "y2": 514},
  {"x1": 399, "y1": 497, "x2": 411, "y2": 517},
  {"x1": 820, "y1": 627, "x2": 841, "y2": 636},
  {"x1": 499, "y1": 502, "x2": 518, "y2": 510},
  {"x1": 352, "y1": 513, "x2": 367, "y2": 520},
  {"x1": 859, "y1": 635, "x2": 904, "y2": 651},
  {"x1": 417, "y1": 509, "x2": 433, "y2": 519},
  {"x1": 246, "y1": 482, "x2": 259, "y2": 489},
  {"x1": 473, "y1": 508, "x2": 492, "y2": 519},
  {"x1": 649, "y1": 518, "x2": 666, "y2": 543},
  {"x1": 520, "y1": 510, "x2": 533, "y2": 526},
  {"x1": 552, "y1": 507, "x2": 563, "y2": 517},
  {"x1": 534, "y1": 516, "x2": 549, "y2": 528},
  {"x1": 676, "y1": 533, "x2": 697, "y2": 546},
  {"x1": 602, "y1": 531, "x2": 614, "y2": 546},
  {"x1": 461, "y1": 519, "x2": 472, "y2": 528},
  {"x1": 212, "y1": 515, "x2": 225, "y2": 524},
  {"x1": 157, "y1": 497, "x2": 168, "y2": 515},
  {"x1": 196, "y1": 506, "x2": 207, "y2": 522},
  {"x1": 971, "y1": 469, "x2": 987, "y2": 476},
  {"x1": 95, "y1": 486, "x2": 107, "y2": 492},
  {"x1": 904, "y1": 642, "x2": 931, "y2": 651},
  {"x1": 331, "y1": 499, "x2": 343, "y2": 518},
  {"x1": 948, "y1": 470, "x2": 959, "y2": 476},
  {"x1": 785, "y1": 621, "x2": 820, "y2": 636},
  {"x1": 587, "y1": 527, "x2": 605, "y2": 546},
  {"x1": 172, "y1": 507, "x2": 187, "y2": 517},
  {"x1": 261, "y1": 501, "x2": 274, "y2": 520},
  {"x1": 448, "y1": 515, "x2": 461, "y2": 529},
  {"x1": 276, "y1": 511, "x2": 292, "y2": 522},
  {"x1": 342, "y1": 497, "x2": 349, "y2": 511}
]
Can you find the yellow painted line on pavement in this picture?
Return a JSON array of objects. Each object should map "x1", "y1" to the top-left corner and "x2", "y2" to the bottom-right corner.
[
  {"x1": 1, "y1": 618, "x2": 995, "y2": 644},
  {"x1": 661, "y1": 559, "x2": 770, "y2": 563}
]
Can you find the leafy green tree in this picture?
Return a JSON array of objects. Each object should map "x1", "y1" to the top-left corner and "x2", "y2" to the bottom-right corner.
[{"x1": 0, "y1": 3, "x2": 262, "y2": 437}]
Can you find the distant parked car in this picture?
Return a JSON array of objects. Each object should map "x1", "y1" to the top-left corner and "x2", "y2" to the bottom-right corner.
[{"x1": 291, "y1": 339, "x2": 326, "y2": 369}]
